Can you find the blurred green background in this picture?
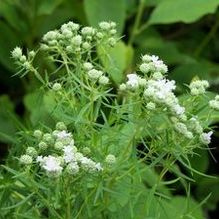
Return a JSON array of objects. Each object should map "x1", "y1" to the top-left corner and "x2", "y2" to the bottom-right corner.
[{"x1": 0, "y1": 0, "x2": 219, "y2": 217}]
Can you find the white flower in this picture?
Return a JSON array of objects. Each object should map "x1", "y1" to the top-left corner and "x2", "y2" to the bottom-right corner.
[
  {"x1": 63, "y1": 145, "x2": 77, "y2": 163},
  {"x1": 140, "y1": 54, "x2": 168, "y2": 74},
  {"x1": 171, "y1": 104, "x2": 185, "y2": 116},
  {"x1": 61, "y1": 21, "x2": 79, "y2": 32},
  {"x1": 83, "y1": 62, "x2": 93, "y2": 70},
  {"x1": 12, "y1": 47, "x2": 22, "y2": 59},
  {"x1": 81, "y1": 27, "x2": 95, "y2": 36},
  {"x1": 87, "y1": 69, "x2": 103, "y2": 80},
  {"x1": 40, "y1": 155, "x2": 63, "y2": 175},
  {"x1": 36, "y1": 155, "x2": 43, "y2": 163},
  {"x1": 54, "y1": 130, "x2": 72, "y2": 140},
  {"x1": 99, "y1": 75, "x2": 109, "y2": 85},
  {"x1": 189, "y1": 80, "x2": 209, "y2": 95},
  {"x1": 61, "y1": 29, "x2": 73, "y2": 38},
  {"x1": 209, "y1": 99, "x2": 219, "y2": 110},
  {"x1": 43, "y1": 30, "x2": 60, "y2": 43},
  {"x1": 71, "y1": 35, "x2": 82, "y2": 46},
  {"x1": 95, "y1": 163, "x2": 103, "y2": 171},
  {"x1": 200, "y1": 131, "x2": 213, "y2": 145},
  {"x1": 144, "y1": 79, "x2": 176, "y2": 101},
  {"x1": 99, "y1": 21, "x2": 111, "y2": 30},
  {"x1": 126, "y1": 74, "x2": 140, "y2": 89}
]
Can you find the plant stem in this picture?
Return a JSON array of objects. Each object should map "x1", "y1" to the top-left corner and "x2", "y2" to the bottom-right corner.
[
  {"x1": 128, "y1": 0, "x2": 145, "y2": 45},
  {"x1": 194, "y1": 15, "x2": 219, "y2": 57}
]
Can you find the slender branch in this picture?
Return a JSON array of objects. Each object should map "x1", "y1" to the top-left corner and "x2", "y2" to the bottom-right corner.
[
  {"x1": 194, "y1": 15, "x2": 219, "y2": 57},
  {"x1": 128, "y1": 0, "x2": 145, "y2": 45}
]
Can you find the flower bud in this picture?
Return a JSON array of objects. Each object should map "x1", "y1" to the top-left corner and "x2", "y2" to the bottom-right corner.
[
  {"x1": 26, "y1": 147, "x2": 37, "y2": 157},
  {"x1": 33, "y1": 130, "x2": 43, "y2": 139},
  {"x1": 56, "y1": 122, "x2": 67, "y2": 130},
  {"x1": 20, "y1": 154, "x2": 33, "y2": 165},
  {"x1": 105, "y1": 154, "x2": 116, "y2": 165},
  {"x1": 52, "y1": 83, "x2": 62, "y2": 91}
]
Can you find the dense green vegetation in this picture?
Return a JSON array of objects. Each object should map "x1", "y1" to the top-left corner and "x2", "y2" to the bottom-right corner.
[{"x1": 0, "y1": 0, "x2": 219, "y2": 218}]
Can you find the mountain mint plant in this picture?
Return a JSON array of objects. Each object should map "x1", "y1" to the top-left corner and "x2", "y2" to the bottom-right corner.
[{"x1": 1, "y1": 20, "x2": 218, "y2": 218}]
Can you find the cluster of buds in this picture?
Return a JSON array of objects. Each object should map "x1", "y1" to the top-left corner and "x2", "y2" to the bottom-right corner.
[
  {"x1": 40, "y1": 21, "x2": 117, "y2": 55},
  {"x1": 11, "y1": 47, "x2": 35, "y2": 71},
  {"x1": 19, "y1": 122, "x2": 117, "y2": 177},
  {"x1": 119, "y1": 54, "x2": 214, "y2": 146},
  {"x1": 189, "y1": 80, "x2": 209, "y2": 96},
  {"x1": 139, "y1": 55, "x2": 168, "y2": 76},
  {"x1": 83, "y1": 62, "x2": 109, "y2": 85},
  {"x1": 209, "y1": 95, "x2": 219, "y2": 110},
  {"x1": 119, "y1": 73, "x2": 146, "y2": 90}
]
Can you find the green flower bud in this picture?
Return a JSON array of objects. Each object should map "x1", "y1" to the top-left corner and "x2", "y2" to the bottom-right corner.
[
  {"x1": 38, "y1": 141, "x2": 48, "y2": 150},
  {"x1": 43, "y1": 133, "x2": 54, "y2": 144},
  {"x1": 54, "y1": 141, "x2": 64, "y2": 150},
  {"x1": 20, "y1": 154, "x2": 33, "y2": 165},
  {"x1": 52, "y1": 83, "x2": 62, "y2": 91},
  {"x1": 33, "y1": 130, "x2": 43, "y2": 139},
  {"x1": 146, "y1": 102, "x2": 156, "y2": 110},
  {"x1": 99, "y1": 76, "x2": 109, "y2": 85},
  {"x1": 56, "y1": 122, "x2": 67, "y2": 130},
  {"x1": 105, "y1": 154, "x2": 116, "y2": 165},
  {"x1": 66, "y1": 163, "x2": 79, "y2": 175},
  {"x1": 82, "y1": 147, "x2": 91, "y2": 155},
  {"x1": 26, "y1": 147, "x2": 37, "y2": 157}
]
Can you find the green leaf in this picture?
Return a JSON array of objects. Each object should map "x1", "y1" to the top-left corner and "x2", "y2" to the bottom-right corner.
[
  {"x1": 98, "y1": 41, "x2": 133, "y2": 84},
  {"x1": 196, "y1": 177, "x2": 219, "y2": 210},
  {"x1": 108, "y1": 176, "x2": 131, "y2": 212},
  {"x1": 0, "y1": 21, "x2": 20, "y2": 71},
  {"x1": 84, "y1": 0, "x2": 126, "y2": 35},
  {"x1": 189, "y1": 149, "x2": 209, "y2": 176},
  {"x1": 0, "y1": 95, "x2": 17, "y2": 143},
  {"x1": 170, "y1": 62, "x2": 213, "y2": 86},
  {"x1": 179, "y1": 92, "x2": 219, "y2": 124},
  {"x1": 135, "y1": 28, "x2": 185, "y2": 64},
  {"x1": 148, "y1": 0, "x2": 219, "y2": 25},
  {"x1": 24, "y1": 91, "x2": 53, "y2": 126},
  {"x1": 0, "y1": 1, "x2": 27, "y2": 32},
  {"x1": 37, "y1": 0, "x2": 64, "y2": 16}
]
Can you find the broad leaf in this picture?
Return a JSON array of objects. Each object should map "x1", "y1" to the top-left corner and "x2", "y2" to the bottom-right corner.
[
  {"x1": 84, "y1": 0, "x2": 126, "y2": 35},
  {"x1": 148, "y1": 0, "x2": 219, "y2": 25}
]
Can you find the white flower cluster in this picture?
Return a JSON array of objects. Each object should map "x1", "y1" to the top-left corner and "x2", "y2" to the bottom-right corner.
[
  {"x1": 144, "y1": 79, "x2": 185, "y2": 117},
  {"x1": 11, "y1": 47, "x2": 35, "y2": 71},
  {"x1": 83, "y1": 62, "x2": 109, "y2": 85},
  {"x1": 20, "y1": 122, "x2": 104, "y2": 177},
  {"x1": 41, "y1": 21, "x2": 117, "y2": 54},
  {"x1": 189, "y1": 80, "x2": 209, "y2": 96},
  {"x1": 119, "y1": 54, "x2": 214, "y2": 145},
  {"x1": 139, "y1": 55, "x2": 168, "y2": 75},
  {"x1": 209, "y1": 95, "x2": 219, "y2": 110},
  {"x1": 200, "y1": 131, "x2": 213, "y2": 145},
  {"x1": 119, "y1": 73, "x2": 146, "y2": 90}
]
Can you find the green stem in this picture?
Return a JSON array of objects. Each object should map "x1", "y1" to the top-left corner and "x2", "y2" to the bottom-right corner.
[
  {"x1": 128, "y1": 0, "x2": 145, "y2": 45},
  {"x1": 194, "y1": 15, "x2": 219, "y2": 57}
]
